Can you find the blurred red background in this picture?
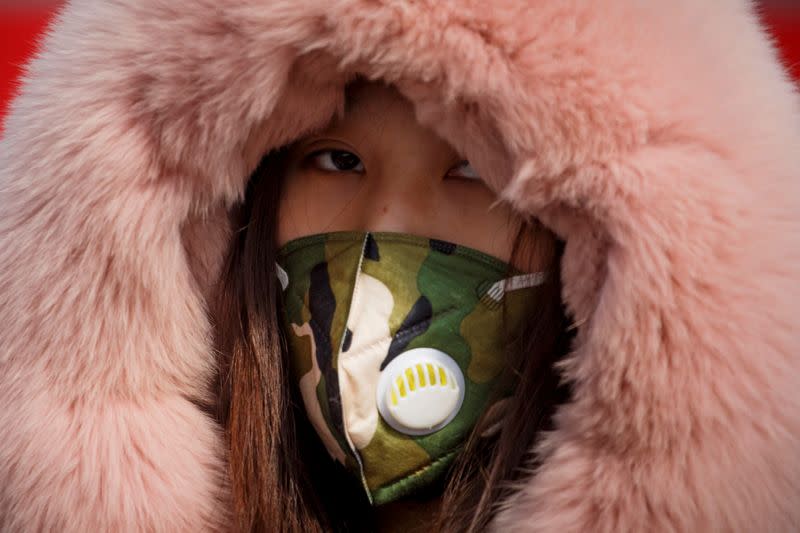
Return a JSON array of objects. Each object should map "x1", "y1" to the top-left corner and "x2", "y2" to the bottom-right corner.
[{"x1": 1, "y1": 1, "x2": 799, "y2": 134}]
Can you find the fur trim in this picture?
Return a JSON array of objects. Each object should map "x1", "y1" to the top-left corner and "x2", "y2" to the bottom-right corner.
[{"x1": 1, "y1": 0, "x2": 798, "y2": 530}]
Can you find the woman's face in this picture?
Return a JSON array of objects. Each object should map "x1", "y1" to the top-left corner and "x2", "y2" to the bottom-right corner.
[{"x1": 277, "y1": 82, "x2": 554, "y2": 271}]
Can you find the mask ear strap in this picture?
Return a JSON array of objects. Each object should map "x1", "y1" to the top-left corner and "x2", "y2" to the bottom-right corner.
[
  {"x1": 483, "y1": 271, "x2": 549, "y2": 303},
  {"x1": 275, "y1": 262, "x2": 289, "y2": 291}
]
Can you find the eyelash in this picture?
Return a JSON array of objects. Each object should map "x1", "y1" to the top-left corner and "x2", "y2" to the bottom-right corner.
[
  {"x1": 446, "y1": 160, "x2": 481, "y2": 181},
  {"x1": 306, "y1": 150, "x2": 481, "y2": 181},
  {"x1": 308, "y1": 149, "x2": 365, "y2": 173}
]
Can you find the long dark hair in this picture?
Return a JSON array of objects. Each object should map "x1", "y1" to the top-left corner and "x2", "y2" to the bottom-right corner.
[{"x1": 213, "y1": 146, "x2": 570, "y2": 532}]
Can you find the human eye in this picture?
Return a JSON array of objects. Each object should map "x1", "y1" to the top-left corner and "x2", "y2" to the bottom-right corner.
[
  {"x1": 308, "y1": 149, "x2": 365, "y2": 173},
  {"x1": 445, "y1": 160, "x2": 482, "y2": 181}
]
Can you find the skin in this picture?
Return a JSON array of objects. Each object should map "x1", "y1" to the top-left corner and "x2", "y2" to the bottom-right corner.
[
  {"x1": 275, "y1": 81, "x2": 556, "y2": 529},
  {"x1": 277, "y1": 81, "x2": 554, "y2": 273}
]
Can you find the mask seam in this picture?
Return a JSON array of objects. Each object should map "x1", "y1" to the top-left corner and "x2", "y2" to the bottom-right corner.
[
  {"x1": 372, "y1": 232, "x2": 509, "y2": 272},
  {"x1": 370, "y1": 446, "x2": 462, "y2": 495},
  {"x1": 276, "y1": 231, "x2": 367, "y2": 256},
  {"x1": 278, "y1": 231, "x2": 510, "y2": 273},
  {"x1": 333, "y1": 232, "x2": 374, "y2": 503}
]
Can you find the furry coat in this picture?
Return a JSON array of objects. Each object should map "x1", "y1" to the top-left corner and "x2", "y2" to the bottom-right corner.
[{"x1": 1, "y1": 0, "x2": 799, "y2": 531}]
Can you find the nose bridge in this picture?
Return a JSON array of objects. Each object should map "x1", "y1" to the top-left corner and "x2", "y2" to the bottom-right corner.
[{"x1": 359, "y1": 171, "x2": 434, "y2": 234}]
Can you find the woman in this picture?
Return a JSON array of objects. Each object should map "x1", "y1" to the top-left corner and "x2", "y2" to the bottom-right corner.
[
  {"x1": 1, "y1": 1, "x2": 798, "y2": 531},
  {"x1": 215, "y1": 79, "x2": 567, "y2": 531}
]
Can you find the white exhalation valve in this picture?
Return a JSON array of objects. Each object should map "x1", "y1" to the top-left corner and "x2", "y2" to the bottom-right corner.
[{"x1": 376, "y1": 348, "x2": 465, "y2": 436}]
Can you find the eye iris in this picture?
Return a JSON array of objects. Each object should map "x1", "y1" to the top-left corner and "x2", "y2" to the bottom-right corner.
[{"x1": 331, "y1": 151, "x2": 360, "y2": 170}]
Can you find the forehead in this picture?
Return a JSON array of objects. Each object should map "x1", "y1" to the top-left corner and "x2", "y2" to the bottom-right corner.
[
  {"x1": 312, "y1": 81, "x2": 457, "y2": 158},
  {"x1": 344, "y1": 81, "x2": 412, "y2": 119}
]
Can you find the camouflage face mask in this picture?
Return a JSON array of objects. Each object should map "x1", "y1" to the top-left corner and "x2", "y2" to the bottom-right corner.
[{"x1": 275, "y1": 231, "x2": 547, "y2": 505}]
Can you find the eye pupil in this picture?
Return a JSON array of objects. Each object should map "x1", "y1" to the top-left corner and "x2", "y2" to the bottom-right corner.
[{"x1": 331, "y1": 151, "x2": 360, "y2": 170}]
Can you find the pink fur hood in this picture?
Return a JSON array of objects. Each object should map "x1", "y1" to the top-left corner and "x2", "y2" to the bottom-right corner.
[{"x1": 1, "y1": 0, "x2": 799, "y2": 531}]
